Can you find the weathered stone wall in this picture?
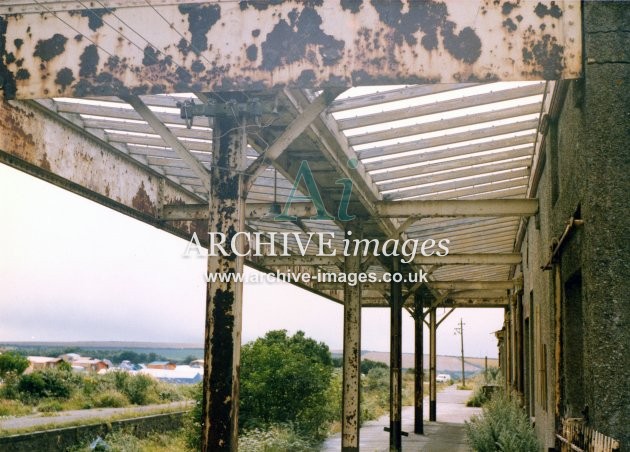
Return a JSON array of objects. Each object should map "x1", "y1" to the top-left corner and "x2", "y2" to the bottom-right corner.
[
  {"x1": 520, "y1": 2, "x2": 630, "y2": 449},
  {"x1": 0, "y1": 411, "x2": 188, "y2": 452}
]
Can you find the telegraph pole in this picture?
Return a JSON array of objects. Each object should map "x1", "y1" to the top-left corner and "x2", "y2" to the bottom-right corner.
[{"x1": 455, "y1": 319, "x2": 466, "y2": 387}]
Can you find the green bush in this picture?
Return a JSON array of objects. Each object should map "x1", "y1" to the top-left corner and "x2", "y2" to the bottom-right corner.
[
  {"x1": 360, "y1": 359, "x2": 388, "y2": 375},
  {"x1": 93, "y1": 389, "x2": 129, "y2": 408},
  {"x1": 0, "y1": 352, "x2": 29, "y2": 378},
  {"x1": 123, "y1": 373, "x2": 155, "y2": 405},
  {"x1": 465, "y1": 390, "x2": 539, "y2": 452},
  {"x1": 17, "y1": 369, "x2": 77, "y2": 402},
  {"x1": 238, "y1": 330, "x2": 334, "y2": 439},
  {"x1": 186, "y1": 330, "x2": 336, "y2": 448},
  {"x1": 466, "y1": 385, "x2": 489, "y2": 407}
]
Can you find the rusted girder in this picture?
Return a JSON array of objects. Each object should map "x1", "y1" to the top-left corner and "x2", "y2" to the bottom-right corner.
[
  {"x1": 0, "y1": 1, "x2": 582, "y2": 99},
  {"x1": 429, "y1": 308, "x2": 437, "y2": 422},
  {"x1": 376, "y1": 199, "x2": 539, "y2": 218},
  {"x1": 259, "y1": 253, "x2": 521, "y2": 267},
  {"x1": 341, "y1": 224, "x2": 361, "y2": 452},
  {"x1": 413, "y1": 299, "x2": 425, "y2": 435},
  {"x1": 0, "y1": 99, "x2": 206, "y2": 241},
  {"x1": 162, "y1": 199, "x2": 539, "y2": 220},
  {"x1": 202, "y1": 112, "x2": 247, "y2": 451},
  {"x1": 390, "y1": 258, "x2": 403, "y2": 451}
]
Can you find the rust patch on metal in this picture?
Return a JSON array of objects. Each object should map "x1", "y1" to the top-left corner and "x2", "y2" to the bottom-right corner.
[
  {"x1": 80, "y1": 8, "x2": 112, "y2": 32},
  {"x1": 39, "y1": 152, "x2": 51, "y2": 171},
  {"x1": 33, "y1": 33, "x2": 67, "y2": 62},
  {"x1": 370, "y1": 0, "x2": 481, "y2": 63},
  {"x1": 534, "y1": 1, "x2": 562, "y2": 19},
  {"x1": 79, "y1": 44, "x2": 99, "y2": 77},
  {"x1": 54, "y1": 67, "x2": 74, "y2": 91},
  {"x1": 178, "y1": 4, "x2": 221, "y2": 54},
  {"x1": 0, "y1": 16, "x2": 17, "y2": 99},
  {"x1": 260, "y1": 6, "x2": 345, "y2": 70},
  {"x1": 522, "y1": 26, "x2": 564, "y2": 79},
  {"x1": 132, "y1": 181, "x2": 157, "y2": 215},
  {"x1": 503, "y1": 17, "x2": 518, "y2": 32},
  {"x1": 0, "y1": 101, "x2": 36, "y2": 154},
  {"x1": 245, "y1": 44, "x2": 258, "y2": 62}
]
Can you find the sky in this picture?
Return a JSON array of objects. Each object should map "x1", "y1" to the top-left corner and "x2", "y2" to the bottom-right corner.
[{"x1": 0, "y1": 163, "x2": 503, "y2": 358}]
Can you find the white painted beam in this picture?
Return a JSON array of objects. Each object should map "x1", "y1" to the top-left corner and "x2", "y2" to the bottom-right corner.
[
  {"x1": 359, "y1": 118, "x2": 539, "y2": 160},
  {"x1": 349, "y1": 102, "x2": 540, "y2": 146},
  {"x1": 339, "y1": 84, "x2": 545, "y2": 130}
]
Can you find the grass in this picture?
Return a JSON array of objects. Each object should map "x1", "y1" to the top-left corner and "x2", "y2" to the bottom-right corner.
[
  {"x1": 69, "y1": 430, "x2": 192, "y2": 452},
  {"x1": 0, "y1": 404, "x2": 191, "y2": 437},
  {"x1": 0, "y1": 369, "x2": 194, "y2": 419},
  {"x1": 0, "y1": 399, "x2": 33, "y2": 417}
]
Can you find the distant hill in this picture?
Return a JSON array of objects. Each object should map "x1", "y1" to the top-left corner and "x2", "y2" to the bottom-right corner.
[
  {"x1": 331, "y1": 350, "x2": 498, "y2": 375},
  {"x1": 0, "y1": 341, "x2": 202, "y2": 349}
]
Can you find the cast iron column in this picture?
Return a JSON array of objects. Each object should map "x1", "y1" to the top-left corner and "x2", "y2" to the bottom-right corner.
[
  {"x1": 429, "y1": 307, "x2": 437, "y2": 421},
  {"x1": 389, "y1": 258, "x2": 403, "y2": 451},
  {"x1": 201, "y1": 113, "x2": 247, "y2": 451},
  {"x1": 342, "y1": 223, "x2": 362, "y2": 451},
  {"x1": 413, "y1": 293, "x2": 424, "y2": 434}
]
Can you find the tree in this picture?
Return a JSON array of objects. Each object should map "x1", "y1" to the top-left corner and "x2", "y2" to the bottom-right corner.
[
  {"x1": 0, "y1": 351, "x2": 29, "y2": 378},
  {"x1": 239, "y1": 330, "x2": 334, "y2": 438},
  {"x1": 360, "y1": 358, "x2": 388, "y2": 375}
]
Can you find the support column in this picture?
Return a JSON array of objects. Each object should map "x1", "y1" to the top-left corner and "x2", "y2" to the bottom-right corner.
[
  {"x1": 389, "y1": 259, "x2": 403, "y2": 451},
  {"x1": 201, "y1": 114, "x2": 247, "y2": 452},
  {"x1": 342, "y1": 224, "x2": 361, "y2": 451},
  {"x1": 429, "y1": 308, "x2": 437, "y2": 422},
  {"x1": 413, "y1": 294, "x2": 424, "y2": 435}
]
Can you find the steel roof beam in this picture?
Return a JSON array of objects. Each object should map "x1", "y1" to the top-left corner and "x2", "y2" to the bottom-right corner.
[
  {"x1": 376, "y1": 199, "x2": 537, "y2": 218},
  {"x1": 163, "y1": 199, "x2": 536, "y2": 221},
  {"x1": 359, "y1": 118, "x2": 539, "y2": 160},
  {"x1": 364, "y1": 134, "x2": 535, "y2": 172},
  {"x1": 245, "y1": 91, "x2": 334, "y2": 189},
  {"x1": 379, "y1": 159, "x2": 531, "y2": 193},
  {"x1": 414, "y1": 253, "x2": 521, "y2": 265},
  {"x1": 0, "y1": 3, "x2": 580, "y2": 99},
  {"x1": 124, "y1": 95, "x2": 211, "y2": 191},
  {"x1": 329, "y1": 84, "x2": 476, "y2": 113},
  {"x1": 387, "y1": 169, "x2": 530, "y2": 200},
  {"x1": 339, "y1": 84, "x2": 545, "y2": 130},
  {"x1": 317, "y1": 280, "x2": 517, "y2": 291},
  {"x1": 371, "y1": 146, "x2": 532, "y2": 183},
  {"x1": 349, "y1": 102, "x2": 540, "y2": 146},
  {"x1": 53, "y1": 101, "x2": 186, "y2": 125},
  {"x1": 257, "y1": 253, "x2": 520, "y2": 267}
]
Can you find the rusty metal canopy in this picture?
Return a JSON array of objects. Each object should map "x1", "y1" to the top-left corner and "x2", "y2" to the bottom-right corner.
[
  {"x1": 0, "y1": 0, "x2": 573, "y2": 307},
  {"x1": 0, "y1": 1, "x2": 581, "y2": 99}
]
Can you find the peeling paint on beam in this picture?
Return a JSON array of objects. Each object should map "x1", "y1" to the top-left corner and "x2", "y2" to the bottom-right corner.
[
  {"x1": 0, "y1": 1, "x2": 581, "y2": 99},
  {"x1": 202, "y1": 114, "x2": 247, "y2": 451},
  {"x1": 0, "y1": 99, "x2": 205, "y2": 238},
  {"x1": 341, "y1": 225, "x2": 361, "y2": 450}
]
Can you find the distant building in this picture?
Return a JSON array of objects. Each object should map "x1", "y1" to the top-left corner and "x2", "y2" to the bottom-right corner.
[
  {"x1": 190, "y1": 359, "x2": 203, "y2": 368},
  {"x1": 27, "y1": 356, "x2": 63, "y2": 371},
  {"x1": 72, "y1": 358, "x2": 109, "y2": 372},
  {"x1": 147, "y1": 361, "x2": 177, "y2": 370},
  {"x1": 59, "y1": 353, "x2": 81, "y2": 362},
  {"x1": 138, "y1": 365, "x2": 202, "y2": 384}
]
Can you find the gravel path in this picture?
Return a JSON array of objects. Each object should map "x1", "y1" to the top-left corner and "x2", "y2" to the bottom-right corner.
[{"x1": 321, "y1": 384, "x2": 481, "y2": 451}]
